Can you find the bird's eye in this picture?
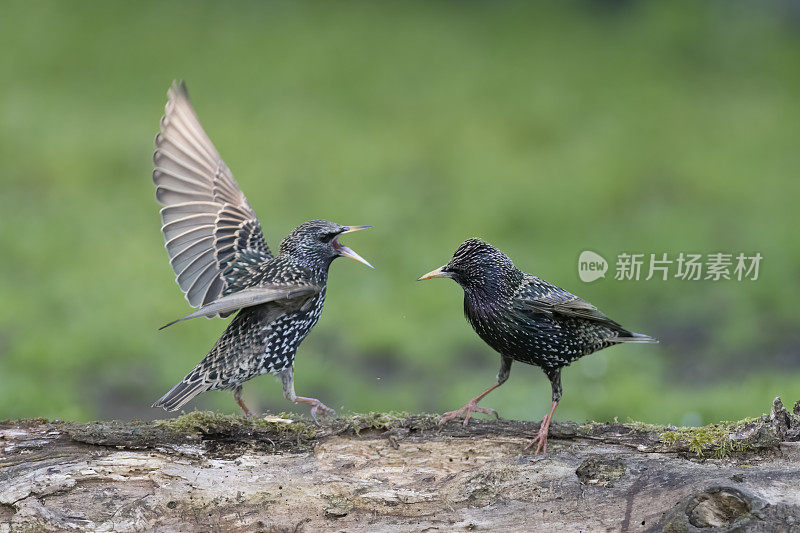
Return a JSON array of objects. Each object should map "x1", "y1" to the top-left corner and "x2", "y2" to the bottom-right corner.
[{"x1": 320, "y1": 232, "x2": 337, "y2": 243}]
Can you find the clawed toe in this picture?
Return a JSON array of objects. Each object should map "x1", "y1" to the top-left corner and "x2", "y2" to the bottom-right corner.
[
  {"x1": 309, "y1": 402, "x2": 335, "y2": 425},
  {"x1": 439, "y1": 402, "x2": 499, "y2": 427},
  {"x1": 524, "y1": 432, "x2": 548, "y2": 454},
  {"x1": 523, "y1": 401, "x2": 559, "y2": 454},
  {"x1": 438, "y1": 410, "x2": 462, "y2": 426},
  {"x1": 477, "y1": 406, "x2": 499, "y2": 419},
  {"x1": 525, "y1": 417, "x2": 553, "y2": 454},
  {"x1": 438, "y1": 412, "x2": 458, "y2": 426},
  {"x1": 293, "y1": 396, "x2": 336, "y2": 425},
  {"x1": 462, "y1": 406, "x2": 498, "y2": 426}
]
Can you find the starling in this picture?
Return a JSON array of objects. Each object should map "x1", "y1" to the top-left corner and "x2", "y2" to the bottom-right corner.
[
  {"x1": 151, "y1": 81, "x2": 373, "y2": 421},
  {"x1": 418, "y1": 239, "x2": 656, "y2": 453}
]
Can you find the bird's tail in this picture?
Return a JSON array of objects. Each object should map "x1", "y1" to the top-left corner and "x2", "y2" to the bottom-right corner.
[
  {"x1": 614, "y1": 331, "x2": 659, "y2": 343},
  {"x1": 152, "y1": 373, "x2": 211, "y2": 412}
]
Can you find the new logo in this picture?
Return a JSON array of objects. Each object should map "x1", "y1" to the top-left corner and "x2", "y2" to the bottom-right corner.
[{"x1": 578, "y1": 251, "x2": 608, "y2": 282}]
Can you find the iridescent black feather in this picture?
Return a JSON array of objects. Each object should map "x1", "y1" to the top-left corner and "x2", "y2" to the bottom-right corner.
[
  {"x1": 420, "y1": 239, "x2": 656, "y2": 451},
  {"x1": 440, "y1": 238, "x2": 656, "y2": 395}
]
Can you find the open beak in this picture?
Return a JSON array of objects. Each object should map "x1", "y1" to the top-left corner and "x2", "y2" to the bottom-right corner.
[
  {"x1": 333, "y1": 226, "x2": 374, "y2": 269},
  {"x1": 417, "y1": 265, "x2": 449, "y2": 281}
]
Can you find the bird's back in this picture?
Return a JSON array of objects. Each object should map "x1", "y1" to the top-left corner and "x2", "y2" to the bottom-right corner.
[
  {"x1": 225, "y1": 252, "x2": 325, "y2": 293},
  {"x1": 465, "y1": 271, "x2": 645, "y2": 371}
]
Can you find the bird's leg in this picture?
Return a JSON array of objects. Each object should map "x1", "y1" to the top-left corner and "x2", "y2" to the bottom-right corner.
[
  {"x1": 524, "y1": 368, "x2": 562, "y2": 454},
  {"x1": 233, "y1": 385, "x2": 252, "y2": 418},
  {"x1": 440, "y1": 356, "x2": 512, "y2": 427},
  {"x1": 279, "y1": 366, "x2": 335, "y2": 425},
  {"x1": 524, "y1": 400, "x2": 559, "y2": 454}
]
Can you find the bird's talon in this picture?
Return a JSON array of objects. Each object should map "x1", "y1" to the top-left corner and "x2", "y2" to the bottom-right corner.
[
  {"x1": 440, "y1": 401, "x2": 497, "y2": 427},
  {"x1": 438, "y1": 411, "x2": 461, "y2": 426},
  {"x1": 524, "y1": 425, "x2": 550, "y2": 454},
  {"x1": 481, "y1": 407, "x2": 499, "y2": 420},
  {"x1": 306, "y1": 399, "x2": 335, "y2": 426}
]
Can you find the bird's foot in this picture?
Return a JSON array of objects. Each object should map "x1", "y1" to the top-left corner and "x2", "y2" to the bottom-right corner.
[
  {"x1": 439, "y1": 400, "x2": 499, "y2": 427},
  {"x1": 294, "y1": 396, "x2": 336, "y2": 425},
  {"x1": 524, "y1": 414, "x2": 553, "y2": 454},
  {"x1": 523, "y1": 430, "x2": 548, "y2": 455}
]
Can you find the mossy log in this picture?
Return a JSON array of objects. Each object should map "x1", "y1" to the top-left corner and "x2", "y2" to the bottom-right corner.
[{"x1": 2, "y1": 398, "x2": 800, "y2": 532}]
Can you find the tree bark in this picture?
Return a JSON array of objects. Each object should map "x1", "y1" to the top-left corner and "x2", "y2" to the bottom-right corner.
[{"x1": 2, "y1": 398, "x2": 799, "y2": 532}]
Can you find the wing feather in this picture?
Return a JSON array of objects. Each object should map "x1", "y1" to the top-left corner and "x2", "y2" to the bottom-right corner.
[
  {"x1": 162, "y1": 214, "x2": 216, "y2": 241},
  {"x1": 159, "y1": 284, "x2": 321, "y2": 330},
  {"x1": 176, "y1": 249, "x2": 217, "y2": 287},
  {"x1": 515, "y1": 277, "x2": 623, "y2": 329},
  {"x1": 188, "y1": 262, "x2": 223, "y2": 307},
  {"x1": 169, "y1": 237, "x2": 215, "y2": 274},
  {"x1": 153, "y1": 81, "x2": 272, "y2": 308},
  {"x1": 160, "y1": 202, "x2": 220, "y2": 222}
]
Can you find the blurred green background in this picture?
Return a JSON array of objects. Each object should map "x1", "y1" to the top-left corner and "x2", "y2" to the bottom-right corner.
[{"x1": 1, "y1": 1, "x2": 798, "y2": 426}]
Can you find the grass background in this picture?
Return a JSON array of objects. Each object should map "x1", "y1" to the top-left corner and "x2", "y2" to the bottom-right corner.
[{"x1": 1, "y1": 1, "x2": 798, "y2": 425}]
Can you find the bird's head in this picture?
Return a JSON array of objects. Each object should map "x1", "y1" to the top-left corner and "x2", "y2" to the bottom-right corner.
[
  {"x1": 417, "y1": 238, "x2": 515, "y2": 293},
  {"x1": 280, "y1": 220, "x2": 373, "y2": 271}
]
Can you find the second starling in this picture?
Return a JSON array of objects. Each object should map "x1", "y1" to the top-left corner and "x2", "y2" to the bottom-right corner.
[
  {"x1": 151, "y1": 82, "x2": 373, "y2": 420},
  {"x1": 418, "y1": 239, "x2": 657, "y2": 453}
]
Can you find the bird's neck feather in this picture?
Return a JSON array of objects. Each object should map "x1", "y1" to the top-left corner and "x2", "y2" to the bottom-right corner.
[
  {"x1": 281, "y1": 254, "x2": 330, "y2": 283},
  {"x1": 462, "y1": 267, "x2": 520, "y2": 314}
]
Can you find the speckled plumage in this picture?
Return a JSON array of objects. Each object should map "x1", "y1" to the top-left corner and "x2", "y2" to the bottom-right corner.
[
  {"x1": 419, "y1": 238, "x2": 656, "y2": 452},
  {"x1": 150, "y1": 82, "x2": 372, "y2": 418}
]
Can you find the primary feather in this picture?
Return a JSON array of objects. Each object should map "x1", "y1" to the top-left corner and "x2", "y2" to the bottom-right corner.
[{"x1": 153, "y1": 81, "x2": 271, "y2": 308}]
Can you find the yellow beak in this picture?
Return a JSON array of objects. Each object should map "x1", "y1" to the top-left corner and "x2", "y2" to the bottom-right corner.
[
  {"x1": 342, "y1": 225, "x2": 372, "y2": 234},
  {"x1": 417, "y1": 265, "x2": 449, "y2": 281},
  {"x1": 334, "y1": 226, "x2": 374, "y2": 269}
]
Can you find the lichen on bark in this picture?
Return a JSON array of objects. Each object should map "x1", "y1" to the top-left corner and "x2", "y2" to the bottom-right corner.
[{"x1": 1, "y1": 398, "x2": 799, "y2": 532}]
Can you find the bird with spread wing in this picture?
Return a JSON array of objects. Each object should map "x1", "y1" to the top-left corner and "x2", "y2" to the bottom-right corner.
[{"x1": 151, "y1": 81, "x2": 372, "y2": 421}]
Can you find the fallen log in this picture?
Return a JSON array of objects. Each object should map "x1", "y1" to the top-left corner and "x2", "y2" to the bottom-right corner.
[{"x1": 1, "y1": 398, "x2": 799, "y2": 532}]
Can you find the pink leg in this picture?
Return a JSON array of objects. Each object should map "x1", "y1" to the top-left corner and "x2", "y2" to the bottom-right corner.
[
  {"x1": 234, "y1": 386, "x2": 252, "y2": 417},
  {"x1": 440, "y1": 382, "x2": 503, "y2": 427},
  {"x1": 524, "y1": 400, "x2": 559, "y2": 454},
  {"x1": 293, "y1": 396, "x2": 335, "y2": 425},
  {"x1": 278, "y1": 367, "x2": 335, "y2": 425}
]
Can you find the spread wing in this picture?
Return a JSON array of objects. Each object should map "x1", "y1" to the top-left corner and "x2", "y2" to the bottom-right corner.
[
  {"x1": 153, "y1": 81, "x2": 272, "y2": 308},
  {"x1": 513, "y1": 276, "x2": 623, "y2": 330},
  {"x1": 158, "y1": 284, "x2": 321, "y2": 330}
]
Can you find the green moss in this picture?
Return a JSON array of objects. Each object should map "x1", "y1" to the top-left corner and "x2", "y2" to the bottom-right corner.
[
  {"x1": 153, "y1": 410, "x2": 318, "y2": 440},
  {"x1": 624, "y1": 419, "x2": 672, "y2": 433},
  {"x1": 577, "y1": 416, "x2": 768, "y2": 458},
  {"x1": 153, "y1": 411, "x2": 247, "y2": 433},
  {"x1": 343, "y1": 411, "x2": 410, "y2": 435},
  {"x1": 577, "y1": 419, "x2": 672, "y2": 437},
  {"x1": 254, "y1": 414, "x2": 319, "y2": 441},
  {"x1": 659, "y1": 417, "x2": 762, "y2": 458},
  {"x1": 341, "y1": 411, "x2": 440, "y2": 435}
]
